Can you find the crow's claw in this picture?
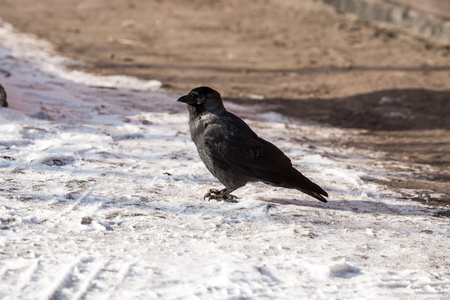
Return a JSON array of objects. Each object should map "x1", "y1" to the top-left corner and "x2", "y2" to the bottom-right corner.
[
  {"x1": 222, "y1": 194, "x2": 238, "y2": 203},
  {"x1": 203, "y1": 188, "x2": 220, "y2": 201},
  {"x1": 203, "y1": 188, "x2": 238, "y2": 203}
]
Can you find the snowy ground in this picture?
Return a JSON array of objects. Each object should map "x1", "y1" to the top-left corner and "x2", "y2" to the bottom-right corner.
[{"x1": 0, "y1": 20, "x2": 449, "y2": 299}]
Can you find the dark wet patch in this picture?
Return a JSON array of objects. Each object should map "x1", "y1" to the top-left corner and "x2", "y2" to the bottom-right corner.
[
  {"x1": 0, "y1": 83, "x2": 7, "y2": 107},
  {"x1": 0, "y1": 69, "x2": 11, "y2": 78},
  {"x1": 410, "y1": 195, "x2": 450, "y2": 208},
  {"x1": 1, "y1": 155, "x2": 14, "y2": 160},
  {"x1": 31, "y1": 111, "x2": 54, "y2": 121},
  {"x1": 434, "y1": 210, "x2": 450, "y2": 218},
  {"x1": 41, "y1": 156, "x2": 75, "y2": 167},
  {"x1": 112, "y1": 133, "x2": 144, "y2": 142},
  {"x1": 229, "y1": 89, "x2": 450, "y2": 131},
  {"x1": 0, "y1": 217, "x2": 16, "y2": 230}
]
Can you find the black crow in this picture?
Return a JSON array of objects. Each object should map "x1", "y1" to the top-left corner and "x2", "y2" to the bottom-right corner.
[{"x1": 178, "y1": 86, "x2": 328, "y2": 203}]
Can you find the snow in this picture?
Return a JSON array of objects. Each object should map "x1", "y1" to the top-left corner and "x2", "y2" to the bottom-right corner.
[{"x1": 1, "y1": 19, "x2": 449, "y2": 299}]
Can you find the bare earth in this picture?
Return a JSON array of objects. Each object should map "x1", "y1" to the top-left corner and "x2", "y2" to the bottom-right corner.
[{"x1": 0, "y1": 0, "x2": 449, "y2": 208}]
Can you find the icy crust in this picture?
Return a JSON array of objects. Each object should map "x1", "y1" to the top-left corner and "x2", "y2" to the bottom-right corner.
[{"x1": 1, "y1": 21, "x2": 450, "y2": 299}]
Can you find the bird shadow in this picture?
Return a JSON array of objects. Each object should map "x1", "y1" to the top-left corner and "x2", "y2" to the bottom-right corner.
[{"x1": 262, "y1": 197, "x2": 446, "y2": 217}]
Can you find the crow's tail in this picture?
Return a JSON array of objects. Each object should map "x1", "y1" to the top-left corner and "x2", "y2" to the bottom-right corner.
[{"x1": 288, "y1": 169, "x2": 328, "y2": 203}]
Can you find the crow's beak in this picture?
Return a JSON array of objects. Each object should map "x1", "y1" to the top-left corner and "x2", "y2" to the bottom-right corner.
[
  {"x1": 177, "y1": 95, "x2": 189, "y2": 103},
  {"x1": 177, "y1": 94, "x2": 195, "y2": 105}
]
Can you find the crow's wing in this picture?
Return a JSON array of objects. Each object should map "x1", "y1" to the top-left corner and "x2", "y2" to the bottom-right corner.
[{"x1": 203, "y1": 113, "x2": 292, "y2": 174}]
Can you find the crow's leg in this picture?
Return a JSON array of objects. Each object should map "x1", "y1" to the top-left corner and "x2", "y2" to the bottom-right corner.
[{"x1": 203, "y1": 187, "x2": 239, "y2": 203}]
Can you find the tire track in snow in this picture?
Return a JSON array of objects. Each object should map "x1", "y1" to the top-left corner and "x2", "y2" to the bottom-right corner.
[
  {"x1": 46, "y1": 256, "x2": 85, "y2": 300},
  {"x1": 99, "y1": 260, "x2": 137, "y2": 300},
  {"x1": 70, "y1": 258, "x2": 109, "y2": 300},
  {"x1": 46, "y1": 255, "x2": 107, "y2": 300},
  {"x1": 14, "y1": 259, "x2": 39, "y2": 294}
]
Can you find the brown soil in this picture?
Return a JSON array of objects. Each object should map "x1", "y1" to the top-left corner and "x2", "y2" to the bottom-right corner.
[{"x1": 0, "y1": 0, "x2": 449, "y2": 206}]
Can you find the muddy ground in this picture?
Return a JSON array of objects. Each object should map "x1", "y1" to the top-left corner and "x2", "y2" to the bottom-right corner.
[{"x1": 0, "y1": 0, "x2": 449, "y2": 206}]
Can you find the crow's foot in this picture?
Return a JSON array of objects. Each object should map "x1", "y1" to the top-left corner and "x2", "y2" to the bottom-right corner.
[
  {"x1": 203, "y1": 188, "x2": 238, "y2": 203},
  {"x1": 221, "y1": 194, "x2": 238, "y2": 203}
]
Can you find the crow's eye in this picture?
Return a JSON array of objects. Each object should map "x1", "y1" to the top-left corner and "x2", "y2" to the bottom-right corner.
[{"x1": 196, "y1": 95, "x2": 206, "y2": 104}]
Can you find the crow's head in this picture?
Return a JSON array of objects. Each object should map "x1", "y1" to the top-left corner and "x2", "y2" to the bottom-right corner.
[{"x1": 177, "y1": 86, "x2": 225, "y2": 112}]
